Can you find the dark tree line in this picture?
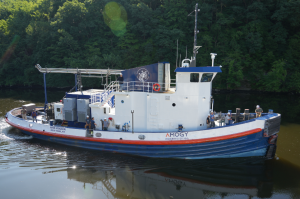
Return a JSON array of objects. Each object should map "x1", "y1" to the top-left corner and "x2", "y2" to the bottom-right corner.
[{"x1": 0, "y1": 0, "x2": 299, "y2": 92}]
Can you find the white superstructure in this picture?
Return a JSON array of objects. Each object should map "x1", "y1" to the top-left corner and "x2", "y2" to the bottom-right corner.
[{"x1": 89, "y1": 67, "x2": 219, "y2": 133}]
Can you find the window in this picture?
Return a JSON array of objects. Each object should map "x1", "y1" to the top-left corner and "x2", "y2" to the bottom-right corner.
[
  {"x1": 201, "y1": 73, "x2": 213, "y2": 82},
  {"x1": 190, "y1": 73, "x2": 199, "y2": 82},
  {"x1": 56, "y1": 108, "x2": 60, "y2": 112}
]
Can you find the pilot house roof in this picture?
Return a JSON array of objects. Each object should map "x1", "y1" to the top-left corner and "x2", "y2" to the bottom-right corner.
[{"x1": 175, "y1": 67, "x2": 222, "y2": 73}]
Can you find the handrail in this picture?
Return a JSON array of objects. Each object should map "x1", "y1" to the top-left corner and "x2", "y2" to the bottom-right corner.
[
  {"x1": 90, "y1": 90, "x2": 114, "y2": 107},
  {"x1": 104, "y1": 81, "x2": 118, "y2": 91},
  {"x1": 121, "y1": 81, "x2": 176, "y2": 93},
  {"x1": 90, "y1": 81, "x2": 176, "y2": 107}
]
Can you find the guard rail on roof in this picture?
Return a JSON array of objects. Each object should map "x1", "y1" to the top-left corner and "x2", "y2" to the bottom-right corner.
[
  {"x1": 35, "y1": 64, "x2": 124, "y2": 75},
  {"x1": 90, "y1": 81, "x2": 176, "y2": 108},
  {"x1": 91, "y1": 91, "x2": 114, "y2": 107},
  {"x1": 103, "y1": 81, "x2": 175, "y2": 93}
]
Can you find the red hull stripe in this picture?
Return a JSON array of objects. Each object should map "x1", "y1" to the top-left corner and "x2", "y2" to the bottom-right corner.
[{"x1": 6, "y1": 118, "x2": 262, "y2": 146}]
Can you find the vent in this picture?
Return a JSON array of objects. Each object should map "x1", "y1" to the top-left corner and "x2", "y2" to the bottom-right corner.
[
  {"x1": 65, "y1": 110, "x2": 77, "y2": 121},
  {"x1": 165, "y1": 96, "x2": 170, "y2": 100},
  {"x1": 65, "y1": 111, "x2": 73, "y2": 121},
  {"x1": 78, "y1": 112, "x2": 87, "y2": 123}
]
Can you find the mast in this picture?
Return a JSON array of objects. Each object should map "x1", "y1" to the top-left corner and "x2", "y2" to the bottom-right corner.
[
  {"x1": 190, "y1": 3, "x2": 201, "y2": 67},
  {"x1": 193, "y1": 3, "x2": 199, "y2": 60},
  {"x1": 176, "y1": 39, "x2": 178, "y2": 68}
]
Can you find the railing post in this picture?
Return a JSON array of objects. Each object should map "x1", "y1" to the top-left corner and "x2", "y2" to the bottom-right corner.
[
  {"x1": 152, "y1": 83, "x2": 153, "y2": 93},
  {"x1": 75, "y1": 74, "x2": 77, "y2": 91},
  {"x1": 43, "y1": 73, "x2": 48, "y2": 111},
  {"x1": 131, "y1": 110, "x2": 134, "y2": 134}
]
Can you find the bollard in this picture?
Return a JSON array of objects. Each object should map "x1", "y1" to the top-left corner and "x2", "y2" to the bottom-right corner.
[
  {"x1": 268, "y1": 109, "x2": 273, "y2": 114},
  {"x1": 235, "y1": 108, "x2": 240, "y2": 123},
  {"x1": 244, "y1": 109, "x2": 250, "y2": 120}
]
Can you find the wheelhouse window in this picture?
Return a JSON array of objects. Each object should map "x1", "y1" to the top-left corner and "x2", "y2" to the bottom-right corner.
[
  {"x1": 190, "y1": 73, "x2": 199, "y2": 82},
  {"x1": 56, "y1": 108, "x2": 60, "y2": 112},
  {"x1": 201, "y1": 73, "x2": 213, "y2": 82}
]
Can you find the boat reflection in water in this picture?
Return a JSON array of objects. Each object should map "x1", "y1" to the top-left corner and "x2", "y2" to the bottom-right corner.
[{"x1": 66, "y1": 156, "x2": 273, "y2": 199}]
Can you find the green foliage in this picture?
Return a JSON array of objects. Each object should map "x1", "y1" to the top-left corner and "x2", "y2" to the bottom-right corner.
[
  {"x1": 0, "y1": 0, "x2": 299, "y2": 92},
  {"x1": 259, "y1": 59, "x2": 287, "y2": 92},
  {"x1": 226, "y1": 59, "x2": 244, "y2": 90}
]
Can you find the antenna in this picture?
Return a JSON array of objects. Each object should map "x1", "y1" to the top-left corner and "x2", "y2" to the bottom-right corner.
[
  {"x1": 188, "y1": 3, "x2": 201, "y2": 67},
  {"x1": 179, "y1": 54, "x2": 181, "y2": 67},
  {"x1": 193, "y1": 3, "x2": 199, "y2": 60},
  {"x1": 186, "y1": 46, "x2": 187, "y2": 58},
  {"x1": 176, "y1": 39, "x2": 178, "y2": 68}
]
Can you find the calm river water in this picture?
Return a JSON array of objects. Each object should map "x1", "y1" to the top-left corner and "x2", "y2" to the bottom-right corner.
[{"x1": 1, "y1": 89, "x2": 300, "y2": 199}]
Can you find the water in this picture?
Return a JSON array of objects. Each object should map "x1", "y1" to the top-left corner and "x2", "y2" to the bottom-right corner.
[{"x1": 1, "y1": 89, "x2": 300, "y2": 199}]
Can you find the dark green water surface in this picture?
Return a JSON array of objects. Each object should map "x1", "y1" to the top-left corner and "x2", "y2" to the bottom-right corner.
[{"x1": 1, "y1": 89, "x2": 300, "y2": 199}]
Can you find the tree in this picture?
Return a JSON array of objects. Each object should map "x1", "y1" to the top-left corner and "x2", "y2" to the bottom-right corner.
[
  {"x1": 0, "y1": 0, "x2": 299, "y2": 92},
  {"x1": 259, "y1": 59, "x2": 287, "y2": 92}
]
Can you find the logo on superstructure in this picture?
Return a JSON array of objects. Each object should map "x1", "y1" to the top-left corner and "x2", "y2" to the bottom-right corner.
[{"x1": 136, "y1": 68, "x2": 150, "y2": 82}]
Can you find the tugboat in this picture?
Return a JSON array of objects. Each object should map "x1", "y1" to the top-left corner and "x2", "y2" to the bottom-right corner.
[{"x1": 5, "y1": 4, "x2": 280, "y2": 159}]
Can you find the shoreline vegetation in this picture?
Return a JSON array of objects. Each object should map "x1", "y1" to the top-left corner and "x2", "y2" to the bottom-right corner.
[{"x1": 0, "y1": 0, "x2": 299, "y2": 93}]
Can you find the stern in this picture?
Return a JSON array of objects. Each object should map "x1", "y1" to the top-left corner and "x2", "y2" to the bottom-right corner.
[{"x1": 263, "y1": 114, "x2": 281, "y2": 159}]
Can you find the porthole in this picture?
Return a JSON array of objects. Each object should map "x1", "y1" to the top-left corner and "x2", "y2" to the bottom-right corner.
[
  {"x1": 138, "y1": 135, "x2": 146, "y2": 140},
  {"x1": 172, "y1": 103, "x2": 176, "y2": 107},
  {"x1": 96, "y1": 133, "x2": 102, "y2": 137}
]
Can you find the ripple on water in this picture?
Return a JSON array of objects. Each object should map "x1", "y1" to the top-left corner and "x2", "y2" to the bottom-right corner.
[{"x1": 0, "y1": 117, "x2": 69, "y2": 170}]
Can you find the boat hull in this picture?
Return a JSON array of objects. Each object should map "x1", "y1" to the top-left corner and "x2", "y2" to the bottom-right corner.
[
  {"x1": 5, "y1": 108, "x2": 279, "y2": 159},
  {"x1": 15, "y1": 126, "x2": 268, "y2": 159}
]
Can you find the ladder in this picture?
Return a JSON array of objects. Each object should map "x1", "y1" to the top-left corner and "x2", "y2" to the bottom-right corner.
[
  {"x1": 104, "y1": 81, "x2": 119, "y2": 92},
  {"x1": 98, "y1": 92, "x2": 115, "y2": 107}
]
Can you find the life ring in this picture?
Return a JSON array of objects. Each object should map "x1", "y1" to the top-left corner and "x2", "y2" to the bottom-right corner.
[{"x1": 153, "y1": 83, "x2": 161, "y2": 91}]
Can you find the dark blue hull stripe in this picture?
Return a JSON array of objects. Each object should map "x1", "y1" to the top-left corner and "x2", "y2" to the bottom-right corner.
[{"x1": 20, "y1": 130, "x2": 269, "y2": 159}]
